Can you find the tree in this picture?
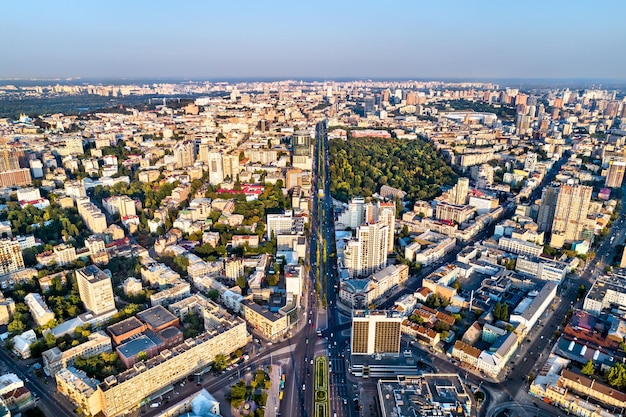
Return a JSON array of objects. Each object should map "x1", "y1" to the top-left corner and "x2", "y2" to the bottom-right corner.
[
  {"x1": 605, "y1": 362, "x2": 626, "y2": 390},
  {"x1": 207, "y1": 289, "x2": 220, "y2": 302},
  {"x1": 213, "y1": 354, "x2": 228, "y2": 372},
  {"x1": 577, "y1": 284, "x2": 587, "y2": 301},
  {"x1": 582, "y1": 360, "x2": 595, "y2": 376},
  {"x1": 493, "y1": 301, "x2": 509, "y2": 321}
]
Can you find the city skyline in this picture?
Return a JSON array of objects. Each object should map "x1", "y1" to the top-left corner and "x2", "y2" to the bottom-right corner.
[{"x1": 2, "y1": 0, "x2": 625, "y2": 80}]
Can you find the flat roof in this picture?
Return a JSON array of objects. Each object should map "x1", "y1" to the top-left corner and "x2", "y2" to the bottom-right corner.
[
  {"x1": 107, "y1": 317, "x2": 145, "y2": 337},
  {"x1": 116, "y1": 335, "x2": 157, "y2": 360},
  {"x1": 137, "y1": 305, "x2": 178, "y2": 330}
]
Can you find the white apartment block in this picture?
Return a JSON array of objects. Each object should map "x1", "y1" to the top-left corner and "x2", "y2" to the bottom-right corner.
[
  {"x1": 102, "y1": 195, "x2": 136, "y2": 218},
  {"x1": 498, "y1": 236, "x2": 543, "y2": 257},
  {"x1": 24, "y1": 293, "x2": 55, "y2": 327},
  {"x1": 583, "y1": 269, "x2": 626, "y2": 315},
  {"x1": 76, "y1": 197, "x2": 108, "y2": 234},
  {"x1": 344, "y1": 222, "x2": 389, "y2": 279},
  {"x1": 53, "y1": 244, "x2": 77, "y2": 266}
]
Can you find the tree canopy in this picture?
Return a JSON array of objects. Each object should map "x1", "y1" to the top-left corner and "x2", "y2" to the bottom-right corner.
[{"x1": 328, "y1": 136, "x2": 457, "y2": 202}]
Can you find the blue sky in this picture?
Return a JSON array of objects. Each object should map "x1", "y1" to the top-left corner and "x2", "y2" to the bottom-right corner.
[{"x1": 2, "y1": 0, "x2": 625, "y2": 79}]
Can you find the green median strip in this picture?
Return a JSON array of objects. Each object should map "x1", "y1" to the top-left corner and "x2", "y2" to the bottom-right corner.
[{"x1": 314, "y1": 356, "x2": 329, "y2": 417}]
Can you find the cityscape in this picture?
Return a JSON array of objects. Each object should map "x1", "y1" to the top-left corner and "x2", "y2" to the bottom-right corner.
[{"x1": 1, "y1": 2, "x2": 626, "y2": 417}]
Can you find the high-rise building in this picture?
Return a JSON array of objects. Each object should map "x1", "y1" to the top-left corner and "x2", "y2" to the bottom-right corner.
[
  {"x1": 377, "y1": 201, "x2": 396, "y2": 254},
  {"x1": 0, "y1": 239, "x2": 24, "y2": 275},
  {"x1": 449, "y1": 177, "x2": 470, "y2": 206},
  {"x1": 292, "y1": 131, "x2": 312, "y2": 157},
  {"x1": 351, "y1": 310, "x2": 401, "y2": 355},
  {"x1": 524, "y1": 152, "x2": 537, "y2": 172},
  {"x1": 173, "y1": 140, "x2": 195, "y2": 169},
  {"x1": 0, "y1": 148, "x2": 21, "y2": 172},
  {"x1": 207, "y1": 152, "x2": 224, "y2": 185},
  {"x1": 516, "y1": 114, "x2": 532, "y2": 134},
  {"x1": 76, "y1": 265, "x2": 116, "y2": 316},
  {"x1": 344, "y1": 222, "x2": 389, "y2": 278},
  {"x1": 222, "y1": 154, "x2": 240, "y2": 181},
  {"x1": 537, "y1": 186, "x2": 558, "y2": 232},
  {"x1": 606, "y1": 160, "x2": 626, "y2": 188},
  {"x1": 102, "y1": 195, "x2": 136, "y2": 218},
  {"x1": 364, "y1": 96, "x2": 375, "y2": 114},
  {"x1": 551, "y1": 185, "x2": 592, "y2": 247}
]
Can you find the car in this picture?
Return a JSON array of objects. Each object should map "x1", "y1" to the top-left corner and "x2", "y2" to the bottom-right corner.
[
  {"x1": 302, "y1": 384, "x2": 306, "y2": 390},
  {"x1": 310, "y1": 360, "x2": 313, "y2": 365}
]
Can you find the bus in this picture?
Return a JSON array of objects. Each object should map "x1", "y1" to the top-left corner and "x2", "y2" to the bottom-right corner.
[
  {"x1": 280, "y1": 373, "x2": 285, "y2": 390},
  {"x1": 279, "y1": 391, "x2": 284, "y2": 400}
]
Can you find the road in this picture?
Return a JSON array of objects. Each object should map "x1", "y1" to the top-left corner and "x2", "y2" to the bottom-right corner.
[{"x1": 0, "y1": 348, "x2": 76, "y2": 417}]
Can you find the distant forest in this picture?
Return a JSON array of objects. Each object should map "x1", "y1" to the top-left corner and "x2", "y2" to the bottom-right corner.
[
  {"x1": 0, "y1": 95, "x2": 156, "y2": 119},
  {"x1": 329, "y1": 136, "x2": 457, "y2": 203}
]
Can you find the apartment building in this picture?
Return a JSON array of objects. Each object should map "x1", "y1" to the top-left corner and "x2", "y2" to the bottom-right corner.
[
  {"x1": 43, "y1": 331, "x2": 112, "y2": 376},
  {"x1": 75, "y1": 265, "x2": 116, "y2": 316},
  {"x1": 498, "y1": 236, "x2": 543, "y2": 257},
  {"x1": 344, "y1": 222, "x2": 389, "y2": 279},
  {"x1": 551, "y1": 185, "x2": 592, "y2": 248},
  {"x1": 76, "y1": 197, "x2": 107, "y2": 234},
  {"x1": 102, "y1": 195, "x2": 136, "y2": 218},
  {"x1": 24, "y1": 293, "x2": 54, "y2": 327},
  {"x1": 0, "y1": 239, "x2": 24, "y2": 276}
]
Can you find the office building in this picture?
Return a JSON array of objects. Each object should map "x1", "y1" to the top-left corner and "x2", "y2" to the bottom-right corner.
[
  {"x1": 605, "y1": 160, "x2": 626, "y2": 188},
  {"x1": 551, "y1": 185, "x2": 592, "y2": 247},
  {"x1": 498, "y1": 236, "x2": 543, "y2": 257},
  {"x1": 76, "y1": 265, "x2": 116, "y2": 316},
  {"x1": 583, "y1": 269, "x2": 626, "y2": 315},
  {"x1": 339, "y1": 264, "x2": 409, "y2": 309},
  {"x1": 292, "y1": 131, "x2": 312, "y2": 156},
  {"x1": 344, "y1": 222, "x2": 389, "y2": 278},
  {"x1": 537, "y1": 186, "x2": 558, "y2": 233},
  {"x1": 0, "y1": 239, "x2": 24, "y2": 276},
  {"x1": 351, "y1": 310, "x2": 401, "y2": 356},
  {"x1": 378, "y1": 374, "x2": 472, "y2": 417}
]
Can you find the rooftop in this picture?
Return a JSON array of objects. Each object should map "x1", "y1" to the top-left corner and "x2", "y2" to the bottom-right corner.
[
  {"x1": 378, "y1": 374, "x2": 472, "y2": 417},
  {"x1": 107, "y1": 317, "x2": 145, "y2": 337},
  {"x1": 137, "y1": 305, "x2": 179, "y2": 330}
]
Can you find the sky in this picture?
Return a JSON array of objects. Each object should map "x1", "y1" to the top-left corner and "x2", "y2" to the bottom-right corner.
[{"x1": 2, "y1": 0, "x2": 625, "y2": 80}]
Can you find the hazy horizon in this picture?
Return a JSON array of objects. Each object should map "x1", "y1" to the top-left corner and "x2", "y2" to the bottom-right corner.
[{"x1": 2, "y1": 0, "x2": 625, "y2": 80}]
